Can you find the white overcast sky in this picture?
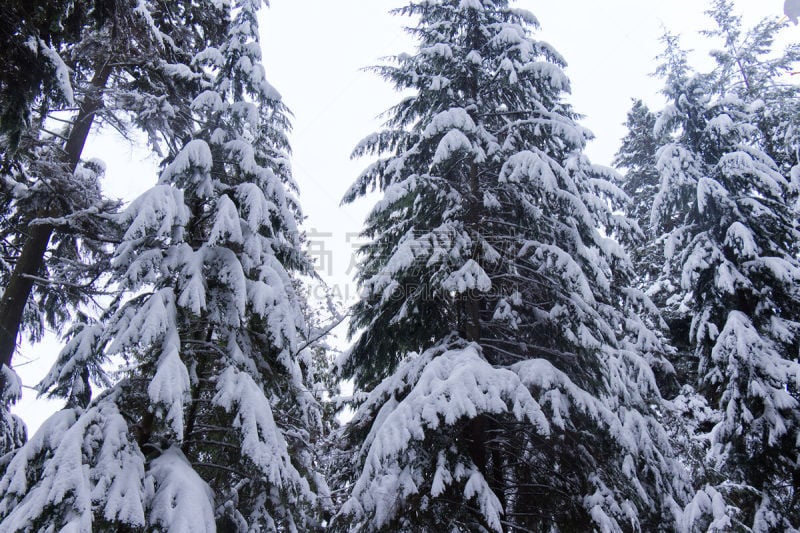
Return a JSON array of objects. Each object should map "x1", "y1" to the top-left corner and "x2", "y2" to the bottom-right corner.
[{"x1": 13, "y1": 0, "x2": 793, "y2": 433}]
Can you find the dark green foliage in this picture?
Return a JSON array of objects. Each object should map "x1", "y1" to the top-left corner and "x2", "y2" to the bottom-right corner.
[{"x1": 335, "y1": 2, "x2": 688, "y2": 531}]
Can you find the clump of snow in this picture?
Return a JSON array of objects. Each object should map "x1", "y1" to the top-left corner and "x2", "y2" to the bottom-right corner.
[
  {"x1": 786, "y1": 0, "x2": 800, "y2": 24},
  {"x1": 146, "y1": 447, "x2": 215, "y2": 533},
  {"x1": 423, "y1": 108, "x2": 477, "y2": 138},
  {"x1": 1, "y1": 365, "x2": 22, "y2": 404},
  {"x1": 0, "y1": 400, "x2": 147, "y2": 531},
  {"x1": 38, "y1": 39, "x2": 74, "y2": 105},
  {"x1": 443, "y1": 259, "x2": 492, "y2": 294},
  {"x1": 159, "y1": 140, "x2": 215, "y2": 197},
  {"x1": 432, "y1": 129, "x2": 473, "y2": 165},
  {"x1": 212, "y1": 367, "x2": 314, "y2": 510}
]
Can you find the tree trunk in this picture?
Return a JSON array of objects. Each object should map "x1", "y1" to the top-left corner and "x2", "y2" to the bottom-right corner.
[
  {"x1": 463, "y1": 162, "x2": 482, "y2": 343},
  {"x1": 0, "y1": 61, "x2": 112, "y2": 377},
  {"x1": 465, "y1": 415, "x2": 507, "y2": 512},
  {"x1": 182, "y1": 326, "x2": 214, "y2": 456}
]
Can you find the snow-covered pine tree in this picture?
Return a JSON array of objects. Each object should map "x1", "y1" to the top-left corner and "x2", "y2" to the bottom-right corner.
[
  {"x1": 614, "y1": 100, "x2": 681, "y2": 394},
  {"x1": 0, "y1": 0, "x2": 223, "y2": 452},
  {"x1": 616, "y1": 100, "x2": 662, "y2": 241},
  {"x1": 0, "y1": 0, "x2": 100, "y2": 457},
  {"x1": 650, "y1": 32, "x2": 800, "y2": 530},
  {"x1": 334, "y1": 1, "x2": 688, "y2": 531},
  {"x1": 702, "y1": 0, "x2": 800, "y2": 180},
  {"x1": 0, "y1": 0, "x2": 329, "y2": 530}
]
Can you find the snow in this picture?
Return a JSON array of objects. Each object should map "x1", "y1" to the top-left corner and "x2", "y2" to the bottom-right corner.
[
  {"x1": 159, "y1": 140, "x2": 215, "y2": 197},
  {"x1": 652, "y1": 144, "x2": 701, "y2": 228},
  {"x1": 1, "y1": 0, "x2": 327, "y2": 529},
  {"x1": 208, "y1": 194, "x2": 244, "y2": 245},
  {"x1": 696, "y1": 177, "x2": 727, "y2": 214},
  {"x1": 482, "y1": 190, "x2": 502, "y2": 210},
  {"x1": 719, "y1": 149, "x2": 786, "y2": 200},
  {"x1": 723, "y1": 221, "x2": 759, "y2": 259},
  {"x1": 14, "y1": 0, "x2": 798, "y2": 529},
  {"x1": 499, "y1": 150, "x2": 558, "y2": 190},
  {"x1": 709, "y1": 312, "x2": 800, "y2": 443},
  {"x1": 231, "y1": 101, "x2": 260, "y2": 129},
  {"x1": 334, "y1": 3, "x2": 697, "y2": 527},
  {"x1": 37, "y1": 322, "x2": 108, "y2": 401},
  {"x1": 0, "y1": 400, "x2": 147, "y2": 531},
  {"x1": 191, "y1": 90, "x2": 225, "y2": 113},
  {"x1": 0, "y1": 402, "x2": 25, "y2": 457},
  {"x1": 459, "y1": 0, "x2": 484, "y2": 10},
  {"x1": 108, "y1": 289, "x2": 176, "y2": 353},
  {"x1": 491, "y1": 24, "x2": 526, "y2": 48},
  {"x1": 213, "y1": 367, "x2": 311, "y2": 495},
  {"x1": 342, "y1": 344, "x2": 550, "y2": 530},
  {"x1": 133, "y1": 0, "x2": 165, "y2": 48},
  {"x1": 237, "y1": 183, "x2": 278, "y2": 231},
  {"x1": 423, "y1": 108, "x2": 477, "y2": 138},
  {"x1": 117, "y1": 185, "x2": 189, "y2": 246},
  {"x1": 463, "y1": 468, "x2": 504, "y2": 531},
  {"x1": 520, "y1": 61, "x2": 570, "y2": 91},
  {"x1": 38, "y1": 40, "x2": 74, "y2": 106},
  {"x1": 713, "y1": 260, "x2": 749, "y2": 295},
  {"x1": 786, "y1": 0, "x2": 800, "y2": 24},
  {"x1": 520, "y1": 241, "x2": 595, "y2": 302},
  {"x1": 1, "y1": 365, "x2": 22, "y2": 404},
  {"x1": 421, "y1": 43, "x2": 453, "y2": 59},
  {"x1": 160, "y1": 62, "x2": 197, "y2": 80},
  {"x1": 753, "y1": 256, "x2": 800, "y2": 285},
  {"x1": 680, "y1": 237, "x2": 715, "y2": 290},
  {"x1": 205, "y1": 246, "x2": 248, "y2": 325},
  {"x1": 432, "y1": 129, "x2": 473, "y2": 165},
  {"x1": 466, "y1": 50, "x2": 482, "y2": 65},
  {"x1": 706, "y1": 113, "x2": 734, "y2": 137},
  {"x1": 148, "y1": 329, "x2": 190, "y2": 439},
  {"x1": 442, "y1": 259, "x2": 492, "y2": 294},
  {"x1": 92, "y1": 407, "x2": 147, "y2": 526},
  {"x1": 193, "y1": 47, "x2": 226, "y2": 68},
  {"x1": 177, "y1": 248, "x2": 207, "y2": 315},
  {"x1": 341, "y1": 338, "x2": 682, "y2": 531},
  {"x1": 146, "y1": 447, "x2": 215, "y2": 533}
]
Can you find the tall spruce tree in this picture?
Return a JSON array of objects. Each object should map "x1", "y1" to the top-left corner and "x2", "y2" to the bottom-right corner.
[
  {"x1": 647, "y1": 29, "x2": 800, "y2": 531},
  {"x1": 334, "y1": 1, "x2": 688, "y2": 531},
  {"x1": 0, "y1": 0, "x2": 229, "y2": 452},
  {"x1": 703, "y1": 0, "x2": 800, "y2": 176},
  {"x1": 0, "y1": 0, "x2": 117, "y2": 457},
  {"x1": 615, "y1": 100, "x2": 663, "y2": 239},
  {"x1": 0, "y1": 0, "x2": 329, "y2": 530},
  {"x1": 614, "y1": 100, "x2": 682, "y2": 394}
]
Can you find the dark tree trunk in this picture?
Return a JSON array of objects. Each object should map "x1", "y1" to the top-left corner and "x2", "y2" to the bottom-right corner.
[
  {"x1": 0, "y1": 61, "x2": 112, "y2": 379},
  {"x1": 182, "y1": 326, "x2": 214, "y2": 456},
  {"x1": 465, "y1": 416, "x2": 507, "y2": 512},
  {"x1": 463, "y1": 163, "x2": 482, "y2": 344}
]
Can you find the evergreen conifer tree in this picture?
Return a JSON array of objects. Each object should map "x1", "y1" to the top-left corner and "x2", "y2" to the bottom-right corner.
[
  {"x1": 615, "y1": 100, "x2": 663, "y2": 239},
  {"x1": 614, "y1": 100, "x2": 681, "y2": 394},
  {"x1": 702, "y1": 0, "x2": 800, "y2": 178},
  {"x1": 648, "y1": 30, "x2": 800, "y2": 531},
  {"x1": 0, "y1": 0, "x2": 231, "y2": 451},
  {"x1": 334, "y1": 1, "x2": 689, "y2": 531},
  {"x1": 0, "y1": 1, "x2": 329, "y2": 530}
]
